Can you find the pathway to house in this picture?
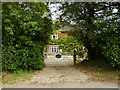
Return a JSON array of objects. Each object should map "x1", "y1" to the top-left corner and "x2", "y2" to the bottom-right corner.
[{"x1": 3, "y1": 65, "x2": 118, "y2": 88}]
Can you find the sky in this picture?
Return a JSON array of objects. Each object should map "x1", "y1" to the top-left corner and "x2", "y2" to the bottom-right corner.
[
  {"x1": 49, "y1": 3, "x2": 119, "y2": 20},
  {"x1": 49, "y1": 3, "x2": 62, "y2": 20}
]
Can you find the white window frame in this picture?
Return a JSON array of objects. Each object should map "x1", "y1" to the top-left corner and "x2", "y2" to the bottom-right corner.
[
  {"x1": 51, "y1": 34, "x2": 58, "y2": 39},
  {"x1": 48, "y1": 45, "x2": 59, "y2": 53}
]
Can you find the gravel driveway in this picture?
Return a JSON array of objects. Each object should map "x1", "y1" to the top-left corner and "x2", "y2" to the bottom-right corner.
[{"x1": 3, "y1": 65, "x2": 118, "y2": 88}]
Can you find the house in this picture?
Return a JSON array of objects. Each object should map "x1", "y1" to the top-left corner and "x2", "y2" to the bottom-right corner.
[{"x1": 46, "y1": 26, "x2": 71, "y2": 55}]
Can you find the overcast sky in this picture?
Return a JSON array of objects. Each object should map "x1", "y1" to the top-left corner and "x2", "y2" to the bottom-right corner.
[{"x1": 49, "y1": 3, "x2": 62, "y2": 20}]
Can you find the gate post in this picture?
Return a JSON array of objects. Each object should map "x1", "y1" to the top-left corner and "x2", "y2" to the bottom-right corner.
[{"x1": 73, "y1": 50, "x2": 76, "y2": 65}]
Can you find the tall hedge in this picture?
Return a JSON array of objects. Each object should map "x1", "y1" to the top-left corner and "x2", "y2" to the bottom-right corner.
[
  {"x1": 2, "y1": 2, "x2": 53, "y2": 70},
  {"x1": 93, "y1": 16, "x2": 120, "y2": 68}
]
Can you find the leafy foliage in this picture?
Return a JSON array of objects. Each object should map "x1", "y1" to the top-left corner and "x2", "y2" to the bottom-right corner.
[
  {"x1": 2, "y1": 2, "x2": 53, "y2": 70},
  {"x1": 93, "y1": 17, "x2": 120, "y2": 68},
  {"x1": 49, "y1": 36, "x2": 84, "y2": 57},
  {"x1": 58, "y1": 2, "x2": 120, "y2": 68}
]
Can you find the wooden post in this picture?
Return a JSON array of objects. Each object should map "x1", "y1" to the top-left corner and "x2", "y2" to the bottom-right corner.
[
  {"x1": 42, "y1": 51, "x2": 44, "y2": 57},
  {"x1": 73, "y1": 50, "x2": 76, "y2": 65}
]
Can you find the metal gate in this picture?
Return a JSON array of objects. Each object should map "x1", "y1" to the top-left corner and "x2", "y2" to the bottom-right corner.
[{"x1": 44, "y1": 52, "x2": 74, "y2": 65}]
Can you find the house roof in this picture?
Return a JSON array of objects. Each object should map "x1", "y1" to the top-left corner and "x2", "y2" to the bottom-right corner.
[{"x1": 60, "y1": 26, "x2": 72, "y2": 32}]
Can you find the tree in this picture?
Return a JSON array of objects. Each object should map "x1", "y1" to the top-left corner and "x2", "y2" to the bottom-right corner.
[
  {"x1": 93, "y1": 11, "x2": 120, "y2": 68},
  {"x1": 57, "y1": 2, "x2": 120, "y2": 67},
  {"x1": 2, "y1": 2, "x2": 53, "y2": 70}
]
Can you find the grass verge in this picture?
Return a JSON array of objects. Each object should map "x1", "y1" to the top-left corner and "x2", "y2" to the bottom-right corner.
[
  {"x1": 2, "y1": 69, "x2": 34, "y2": 84},
  {"x1": 78, "y1": 59, "x2": 118, "y2": 83}
]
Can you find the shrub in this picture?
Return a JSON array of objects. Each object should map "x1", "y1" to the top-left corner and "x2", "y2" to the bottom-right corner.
[
  {"x1": 2, "y1": 2, "x2": 53, "y2": 71},
  {"x1": 93, "y1": 19, "x2": 120, "y2": 68},
  {"x1": 96, "y1": 31, "x2": 120, "y2": 68}
]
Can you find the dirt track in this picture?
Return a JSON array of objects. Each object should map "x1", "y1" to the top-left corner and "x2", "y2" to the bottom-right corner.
[{"x1": 3, "y1": 65, "x2": 118, "y2": 88}]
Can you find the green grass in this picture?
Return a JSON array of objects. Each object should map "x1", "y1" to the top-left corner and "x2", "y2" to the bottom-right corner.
[
  {"x1": 2, "y1": 69, "x2": 34, "y2": 84},
  {"x1": 107, "y1": 76, "x2": 116, "y2": 80},
  {"x1": 81, "y1": 58, "x2": 115, "y2": 72},
  {"x1": 80, "y1": 58, "x2": 118, "y2": 81}
]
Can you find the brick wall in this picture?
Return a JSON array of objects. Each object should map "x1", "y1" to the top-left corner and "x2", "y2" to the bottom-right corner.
[{"x1": 58, "y1": 32, "x2": 68, "y2": 38}]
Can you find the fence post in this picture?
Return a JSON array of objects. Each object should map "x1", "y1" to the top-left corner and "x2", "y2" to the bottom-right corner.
[{"x1": 73, "y1": 50, "x2": 76, "y2": 65}]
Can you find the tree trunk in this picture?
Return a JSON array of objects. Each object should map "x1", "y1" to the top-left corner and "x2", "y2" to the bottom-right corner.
[{"x1": 86, "y1": 45, "x2": 96, "y2": 60}]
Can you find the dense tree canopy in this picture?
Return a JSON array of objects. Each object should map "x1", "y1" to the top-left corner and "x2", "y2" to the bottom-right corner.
[
  {"x1": 2, "y1": 2, "x2": 53, "y2": 70},
  {"x1": 57, "y1": 2, "x2": 120, "y2": 68}
]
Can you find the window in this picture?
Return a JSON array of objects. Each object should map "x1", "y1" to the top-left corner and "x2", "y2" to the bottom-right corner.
[
  {"x1": 51, "y1": 34, "x2": 58, "y2": 39},
  {"x1": 49, "y1": 45, "x2": 59, "y2": 52}
]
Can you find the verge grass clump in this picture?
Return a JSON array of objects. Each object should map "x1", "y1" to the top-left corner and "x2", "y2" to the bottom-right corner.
[
  {"x1": 2, "y1": 69, "x2": 34, "y2": 84},
  {"x1": 80, "y1": 58, "x2": 118, "y2": 82}
]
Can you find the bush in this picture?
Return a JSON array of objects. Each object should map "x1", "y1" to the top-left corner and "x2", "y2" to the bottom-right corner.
[
  {"x1": 2, "y1": 45, "x2": 45, "y2": 70},
  {"x1": 2, "y1": 2, "x2": 53, "y2": 71},
  {"x1": 93, "y1": 20, "x2": 120, "y2": 68},
  {"x1": 96, "y1": 31, "x2": 120, "y2": 68}
]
